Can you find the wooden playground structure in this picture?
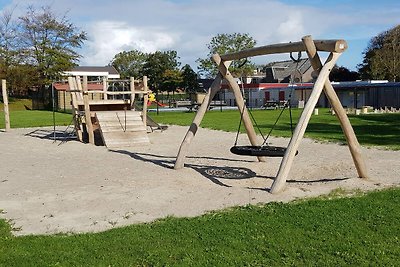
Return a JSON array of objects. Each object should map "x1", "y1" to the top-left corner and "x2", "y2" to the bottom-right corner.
[
  {"x1": 175, "y1": 35, "x2": 369, "y2": 193},
  {"x1": 67, "y1": 76, "x2": 153, "y2": 148}
]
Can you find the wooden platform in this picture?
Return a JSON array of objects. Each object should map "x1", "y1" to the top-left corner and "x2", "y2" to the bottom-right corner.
[{"x1": 95, "y1": 111, "x2": 150, "y2": 148}]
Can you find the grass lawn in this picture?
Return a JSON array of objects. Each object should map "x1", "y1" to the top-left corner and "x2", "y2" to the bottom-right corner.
[
  {"x1": 151, "y1": 108, "x2": 400, "y2": 150},
  {"x1": 0, "y1": 188, "x2": 399, "y2": 266}
]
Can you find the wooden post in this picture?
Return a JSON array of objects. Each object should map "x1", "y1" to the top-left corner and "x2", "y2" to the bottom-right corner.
[
  {"x1": 174, "y1": 73, "x2": 225, "y2": 169},
  {"x1": 270, "y1": 52, "x2": 341, "y2": 193},
  {"x1": 302, "y1": 35, "x2": 368, "y2": 179},
  {"x1": 81, "y1": 76, "x2": 94, "y2": 145},
  {"x1": 142, "y1": 76, "x2": 148, "y2": 127},
  {"x1": 130, "y1": 77, "x2": 135, "y2": 110},
  {"x1": 212, "y1": 53, "x2": 266, "y2": 163},
  {"x1": 1, "y1": 79, "x2": 10, "y2": 131},
  {"x1": 67, "y1": 77, "x2": 83, "y2": 142},
  {"x1": 103, "y1": 76, "x2": 108, "y2": 100}
]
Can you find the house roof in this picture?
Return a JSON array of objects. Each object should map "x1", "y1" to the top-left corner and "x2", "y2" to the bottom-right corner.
[
  {"x1": 63, "y1": 66, "x2": 120, "y2": 78},
  {"x1": 265, "y1": 58, "x2": 311, "y2": 82}
]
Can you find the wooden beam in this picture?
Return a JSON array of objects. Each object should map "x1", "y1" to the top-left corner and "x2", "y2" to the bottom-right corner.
[
  {"x1": 82, "y1": 76, "x2": 95, "y2": 145},
  {"x1": 142, "y1": 76, "x2": 148, "y2": 127},
  {"x1": 130, "y1": 77, "x2": 135, "y2": 110},
  {"x1": 174, "y1": 72, "x2": 225, "y2": 169},
  {"x1": 103, "y1": 76, "x2": 108, "y2": 100},
  {"x1": 221, "y1": 36, "x2": 347, "y2": 61},
  {"x1": 302, "y1": 35, "x2": 369, "y2": 179},
  {"x1": 67, "y1": 77, "x2": 83, "y2": 142},
  {"x1": 1, "y1": 79, "x2": 10, "y2": 131},
  {"x1": 213, "y1": 53, "x2": 266, "y2": 163},
  {"x1": 270, "y1": 52, "x2": 341, "y2": 193}
]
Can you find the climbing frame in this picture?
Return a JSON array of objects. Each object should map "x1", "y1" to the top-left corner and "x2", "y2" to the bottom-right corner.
[{"x1": 174, "y1": 35, "x2": 368, "y2": 193}]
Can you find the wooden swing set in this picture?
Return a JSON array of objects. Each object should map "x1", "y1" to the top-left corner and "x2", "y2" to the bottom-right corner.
[{"x1": 174, "y1": 35, "x2": 369, "y2": 193}]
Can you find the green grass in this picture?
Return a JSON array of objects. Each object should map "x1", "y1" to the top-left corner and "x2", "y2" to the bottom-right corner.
[
  {"x1": 151, "y1": 108, "x2": 400, "y2": 150},
  {"x1": 0, "y1": 188, "x2": 399, "y2": 266},
  {"x1": 0, "y1": 110, "x2": 72, "y2": 129}
]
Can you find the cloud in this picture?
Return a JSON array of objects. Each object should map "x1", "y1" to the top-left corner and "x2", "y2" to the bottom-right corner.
[{"x1": 82, "y1": 21, "x2": 177, "y2": 65}]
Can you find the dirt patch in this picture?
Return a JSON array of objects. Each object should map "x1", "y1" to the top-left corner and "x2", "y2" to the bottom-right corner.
[{"x1": 0, "y1": 125, "x2": 399, "y2": 235}]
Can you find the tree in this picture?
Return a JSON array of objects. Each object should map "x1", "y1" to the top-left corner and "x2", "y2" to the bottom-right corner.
[
  {"x1": 110, "y1": 50, "x2": 148, "y2": 79},
  {"x1": 358, "y1": 25, "x2": 400, "y2": 81},
  {"x1": 0, "y1": 7, "x2": 18, "y2": 77},
  {"x1": 160, "y1": 69, "x2": 183, "y2": 95},
  {"x1": 181, "y1": 64, "x2": 199, "y2": 93},
  {"x1": 19, "y1": 5, "x2": 87, "y2": 88},
  {"x1": 329, "y1": 65, "x2": 360, "y2": 82},
  {"x1": 196, "y1": 33, "x2": 257, "y2": 78},
  {"x1": 142, "y1": 50, "x2": 180, "y2": 91}
]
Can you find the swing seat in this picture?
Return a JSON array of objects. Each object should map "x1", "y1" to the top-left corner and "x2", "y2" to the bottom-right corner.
[{"x1": 230, "y1": 145, "x2": 298, "y2": 157}]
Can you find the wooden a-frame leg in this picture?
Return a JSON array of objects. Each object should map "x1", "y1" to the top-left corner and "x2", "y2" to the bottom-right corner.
[
  {"x1": 174, "y1": 72, "x2": 225, "y2": 169},
  {"x1": 212, "y1": 53, "x2": 266, "y2": 163},
  {"x1": 270, "y1": 52, "x2": 341, "y2": 193},
  {"x1": 302, "y1": 36, "x2": 368, "y2": 180}
]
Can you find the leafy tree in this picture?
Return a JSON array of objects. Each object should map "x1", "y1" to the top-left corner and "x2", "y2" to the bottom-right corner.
[
  {"x1": 19, "y1": 5, "x2": 87, "y2": 88},
  {"x1": 142, "y1": 50, "x2": 180, "y2": 91},
  {"x1": 196, "y1": 33, "x2": 257, "y2": 78},
  {"x1": 110, "y1": 50, "x2": 148, "y2": 79},
  {"x1": 181, "y1": 64, "x2": 199, "y2": 94},
  {"x1": 358, "y1": 25, "x2": 400, "y2": 81},
  {"x1": 160, "y1": 69, "x2": 183, "y2": 95},
  {"x1": 329, "y1": 65, "x2": 360, "y2": 82}
]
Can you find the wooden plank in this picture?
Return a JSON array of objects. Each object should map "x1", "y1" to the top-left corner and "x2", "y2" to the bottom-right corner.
[
  {"x1": 130, "y1": 77, "x2": 135, "y2": 109},
  {"x1": 302, "y1": 35, "x2": 368, "y2": 179},
  {"x1": 1, "y1": 79, "x2": 10, "y2": 131},
  {"x1": 270, "y1": 52, "x2": 341, "y2": 193},
  {"x1": 220, "y1": 36, "x2": 347, "y2": 61}
]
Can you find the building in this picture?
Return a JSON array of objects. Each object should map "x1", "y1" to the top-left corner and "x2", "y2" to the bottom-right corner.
[{"x1": 63, "y1": 66, "x2": 120, "y2": 80}]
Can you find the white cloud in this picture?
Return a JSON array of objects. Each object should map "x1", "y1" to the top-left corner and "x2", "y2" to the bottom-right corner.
[{"x1": 82, "y1": 21, "x2": 177, "y2": 65}]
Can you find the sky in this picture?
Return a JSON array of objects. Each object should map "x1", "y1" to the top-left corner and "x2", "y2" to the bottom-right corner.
[{"x1": 1, "y1": 0, "x2": 399, "y2": 72}]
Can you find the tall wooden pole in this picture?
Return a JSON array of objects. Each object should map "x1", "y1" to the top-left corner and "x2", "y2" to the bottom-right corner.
[
  {"x1": 80, "y1": 76, "x2": 94, "y2": 145},
  {"x1": 174, "y1": 72, "x2": 225, "y2": 169},
  {"x1": 142, "y1": 76, "x2": 148, "y2": 127},
  {"x1": 270, "y1": 52, "x2": 341, "y2": 193},
  {"x1": 1, "y1": 79, "x2": 10, "y2": 131},
  {"x1": 302, "y1": 35, "x2": 368, "y2": 180},
  {"x1": 130, "y1": 77, "x2": 135, "y2": 110},
  {"x1": 212, "y1": 53, "x2": 266, "y2": 163}
]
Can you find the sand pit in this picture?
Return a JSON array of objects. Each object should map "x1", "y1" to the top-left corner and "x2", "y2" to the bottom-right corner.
[{"x1": 0, "y1": 125, "x2": 399, "y2": 235}]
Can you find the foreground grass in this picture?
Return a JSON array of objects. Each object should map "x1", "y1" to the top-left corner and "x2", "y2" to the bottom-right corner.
[
  {"x1": 151, "y1": 108, "x2": 400, "y2": 150},
  {"x1": 0, "y1": 188, "x2": 399, "y2": 266}
]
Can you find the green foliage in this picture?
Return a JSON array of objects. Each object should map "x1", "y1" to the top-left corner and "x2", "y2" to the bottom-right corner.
[
  {"x1": 181, "y1": 64, "x2": 199, "y2": 93},
  {"x1": 329, "y1": 65, "x2": 360, "y2": 82},
  {"x1": 358, "y1": 24, "x2": 400, "y2": 81},
  {"x1": 110, "y1": 50, "x2": 148, "y2": 79},
  {"x1": 142, "y1": 50, "x2": 180, "y2": 91},
  {"x1": 19, "y1": 5, "x2": 87, "y2": 87},
  {"x1": 153, "y1": 108, "x2": 400, "y2": 150},
  {"x1": 0, "y1": 5, "x2": 87, "y2": 96},
  {"x1": 0, "y1": 188, "x2": 399, "y2": 265},
  {"x1": 197, "y1": 33, "x2": 257, "y2": 78}
]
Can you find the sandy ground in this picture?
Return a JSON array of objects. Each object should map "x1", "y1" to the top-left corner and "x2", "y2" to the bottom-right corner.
[{"x1": 0, "y1": 125, "x2": 399, "y2": 236}]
